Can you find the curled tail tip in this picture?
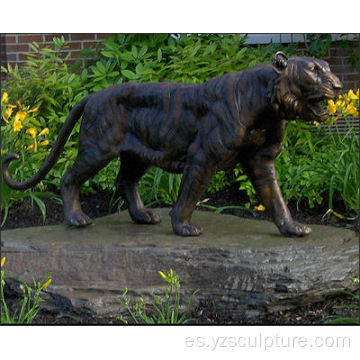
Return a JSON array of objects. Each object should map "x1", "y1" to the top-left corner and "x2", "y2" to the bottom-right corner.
[{"x1": 4, "y1": 153, "x2": 20, "y2": 162}]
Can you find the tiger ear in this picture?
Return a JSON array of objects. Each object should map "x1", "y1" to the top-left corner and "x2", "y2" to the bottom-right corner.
[{"x1": 273, "y1": 51, "x2": 288, "y2": 73}]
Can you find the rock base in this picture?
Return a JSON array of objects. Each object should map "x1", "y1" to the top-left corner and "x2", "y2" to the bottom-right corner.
[{"x1": 1, "y1": 208, "x2": 358, "y2": 323}]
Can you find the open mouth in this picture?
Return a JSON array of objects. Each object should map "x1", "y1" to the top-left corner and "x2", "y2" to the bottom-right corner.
[{"x1": 308, "y1": 95, "x2": 335, "y2": 122}]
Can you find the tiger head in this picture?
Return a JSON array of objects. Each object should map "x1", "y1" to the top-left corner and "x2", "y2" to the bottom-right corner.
[{"x1": 269, "y1": 51, "x2": 343, "y2": 122}]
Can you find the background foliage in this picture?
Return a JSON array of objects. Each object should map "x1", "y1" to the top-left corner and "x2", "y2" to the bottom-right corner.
[{"x1": 1, "y1": 34, "x2": 358, "y2": 225}]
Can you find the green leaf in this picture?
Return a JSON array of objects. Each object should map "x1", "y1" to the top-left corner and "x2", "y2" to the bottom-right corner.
[
  {"x1": 131, "y1": 46, "x2": 138, "y2": 59},
  {"x1": 135, "y1": 63, "x2": 144, "y2": 74},
  {"x1": 81, "y1": 69, "x2": 88, "y2": 81},
  {"x1": 116, "y1": 34, "x2": 125, "y2": 44},
  {"x1": 119, "y1": 52, "x2": 134, "y2": 61},
  {"x1": 121, "y1": 69, "x2": 139, "y2": 80},
  {"x1": 236, "y1": 47, "x2": 248, "y2": 60},
  {"x1": 138, "y1": 45, "x2": 148, "y2": 58},
  {"x1": 157, "y1": 48, "x2": 162, "y2": 62},
  {"x1": 101, "y1": 50, "x2": 115, "y2": 58}
]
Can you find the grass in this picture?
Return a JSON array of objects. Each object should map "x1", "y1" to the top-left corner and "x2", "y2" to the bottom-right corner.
[
  {"x1": 117, "y1": 269, "x2": 198, "y2": 324},
  {"x1": 0, "y1": 257, "x2": 52, "y2": 324}
]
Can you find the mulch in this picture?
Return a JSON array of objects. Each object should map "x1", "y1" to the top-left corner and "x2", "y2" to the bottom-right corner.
[{"x1": 1, "y1": 185, "x2": 359, "y2": 325}]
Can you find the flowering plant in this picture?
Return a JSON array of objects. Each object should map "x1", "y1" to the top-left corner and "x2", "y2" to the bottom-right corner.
[
  {"x1": 321, "y1": 88, "x2": 359, "y2": 127},
  {"x1": 1, "y1": 92, "x2": 50, "y2": 155}
]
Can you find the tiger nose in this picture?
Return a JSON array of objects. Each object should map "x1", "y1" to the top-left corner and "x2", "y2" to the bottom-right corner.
[{"x1": 332, "y1": 74, "x2": 343, "y2": 90}]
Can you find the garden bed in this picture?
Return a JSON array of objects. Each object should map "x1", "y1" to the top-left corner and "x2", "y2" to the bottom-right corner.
[{"x1": 3, "y1": 185, "x2": 358, "y2": 235}]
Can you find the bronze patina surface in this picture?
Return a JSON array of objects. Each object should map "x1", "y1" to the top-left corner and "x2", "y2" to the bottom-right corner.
[{"x1": 3, "y1": 52, "x2": 342, "y2": 236}]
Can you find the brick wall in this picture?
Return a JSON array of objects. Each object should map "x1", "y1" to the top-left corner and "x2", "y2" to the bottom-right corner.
[
  {"x1": 1, "y1": 34, "x2": 359, "y2": 91},
  {"x1": 1, "y1": 33, "x2": 114, "y2": 69}
]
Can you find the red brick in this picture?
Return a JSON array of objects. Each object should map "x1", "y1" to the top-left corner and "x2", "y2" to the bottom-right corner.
[
  {"x1": 69, "y1": 50, "x2": 82, "y2": 58},
  {"x1": 343, "y1": 81, "x2": 357, "y2": 90},
  {"x1": 5, "y1": 35, "x2": 17, "y2": 44},
  {"x1": 82, "y1": 41, "x2": 99, "y2": 49},
  {"x1": 329, "y1": 64, "x2": 351, "y2": 74},
  {"x1": 67, "y1": 42, "x2": 82, "y2": 50},
  {"x1": 6, "y1": 44, "x2": 30, "y2": 52},
  {"x1": 326, "y1": 57, "x2": 343, "y2": 66},
  {"x1": 70, "y1": 33, "x2": 95, "y2": 41},
  {"x1": 330, "y1": 47, "x2": 350, "y2": 57},
  {"x1": 18, "y1": 53, "x2": 30, "y2": 61},
  {"x1": 5, "y1": 53, "x2": 17, "y2": 61},
  {"x1": 44, "y1": 34, "x2": 70, "y2": 42},
  {"x1": 64, "y1": 59, "x2": 79, "y2": 65},
  {"x1": 343, "y1": 74, "x2": 360, "y2": 82},
  {"x1": 18, "y1": 35, "x2": 43, "y2": 43}
]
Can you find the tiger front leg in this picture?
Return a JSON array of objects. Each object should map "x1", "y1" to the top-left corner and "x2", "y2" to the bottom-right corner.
[
  {"x1": 170, "y1": 156, "x2": 215, "y2": 236},
  {"x1": 242, "y1": 157, "x2": 311, "y2": 237}
]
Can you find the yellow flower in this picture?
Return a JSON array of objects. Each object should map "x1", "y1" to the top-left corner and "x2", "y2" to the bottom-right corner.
[
  {"x1": 313, "y1": 121, "x2": 320, "y2": 127},
  {"x1": 348, "y1": 89, "x2": 358, "y2": 100},
  {"x1": 38, "y1": 128, "x2": 49, "y2": 136},
  {"x1": 254, "y1": 204, "x2": 266, "y2": 211},
  {"x1": 28, "y1": 106, "x2": 39, "y2": 113},
  {"x1": 41, "y1": 279, "x2": 52, "y2": 290},
  {"x1": 5, "y1": 107, "x2": 13, "y2": 119},
  {"x1": 1, "y1": 257, "x2": 5, "y2": 268},
  {"x1": 158, "y1": 271, "x2": 168, "y2": 281},
  {"x1": 14, "y1": 111, "x2": 28, "y2": 123},
  {"x1": 17, "y1": 100, "x2": 24, "y2": 109},
  {"x1": 335, "y1": 99, "x2": 345, "y2": 110},
  {"x1": 1, "y1": 92, "x2": 8, "y2": 104},
  {"x1": 347, "y1": 103, "x2": 359, "y2": 117},
  {"x1": 40, "y1": 140, "x2": 49, "y2": 146},
  {"x1": 357, "y1": 89, "x2": 359, "y2": 98},
  {"x1": 13, "y1": 120, "x2": 23, "y2": 132},
  {"x1": 26, "y1": 144, "x2": 34, "y2": 151},
  {"x1": 169, "y1": 268, "x2": 173, "y2": 278},
  {"x1": 26, "y1": 127, "x2": 37, "y2": 138},
  {"x1": 34, "y1": 139, "x2": 38, "y2": 152},
  {"x1": 327, "y1": 99, "x2": 336, "y2": 114}
]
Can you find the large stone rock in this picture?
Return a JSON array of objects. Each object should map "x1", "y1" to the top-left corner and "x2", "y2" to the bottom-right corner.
[{"x1": 1, "y1": 208, "x2": 358, "y2": 323}]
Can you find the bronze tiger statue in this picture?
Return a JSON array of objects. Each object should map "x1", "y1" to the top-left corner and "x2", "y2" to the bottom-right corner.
[{"x1": 3, "y1": 52, "x2": 342, "y2": 237}]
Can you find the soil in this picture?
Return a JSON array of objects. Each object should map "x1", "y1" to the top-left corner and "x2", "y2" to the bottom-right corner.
[
  {"x1": 2, "y1": 184, "x2": 359, "y2": 235},
  {"x1": 1, "y1": 185, "x2": 359, "y2": 325}
]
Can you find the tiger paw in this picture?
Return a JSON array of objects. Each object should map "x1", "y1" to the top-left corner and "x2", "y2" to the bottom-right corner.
[
  {"x1": 172, "y1": 222, "x2": 202, "y2": 237},
  {"x1": 279, "y1": 221, "x2": 312, "y2": 237},
  {"x1": 131, "y1": 209, "x2": 162, "y2": 225},
  {"x1": 66, "y1": 212, "x2": 93, "y2": 227}
]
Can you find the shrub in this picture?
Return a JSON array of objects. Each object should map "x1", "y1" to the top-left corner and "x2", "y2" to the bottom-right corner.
[
  {"x1": 276, "y1": 89, "x2": 359, "y2": 212},
  {"x1": 1, "y1": 37, "x2": 89, "y2": 193},
  {"x1": 1, "y1": 93, "x2": 61, "y2": 226}
]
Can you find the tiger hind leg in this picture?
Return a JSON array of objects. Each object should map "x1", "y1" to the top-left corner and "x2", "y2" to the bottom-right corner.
[
  {"x1": 115, "y1": 152, "x2": 161, "y2": 225},
  {"x1": 61, "y1": 149, "x2": 115, "y2": 226}
]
